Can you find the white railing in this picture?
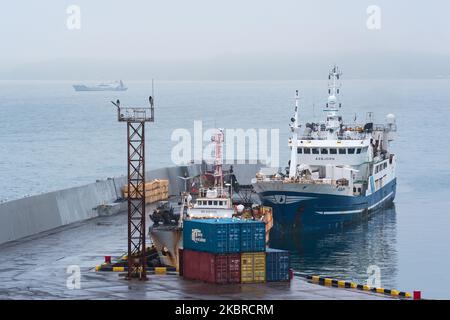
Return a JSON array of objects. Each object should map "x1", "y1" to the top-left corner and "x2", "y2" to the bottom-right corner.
[
  {"x1": 118, "y1": 107, "x2": 154, "y2": 122},
  {"x1": 198, "y1": 187, "x2": 229, "y2": 198},
  {"x1": 253, "y1": 175, "x2": 350, "y2": 186},
  {"x1": 300, "y1": 123, "x2": 392, "y2": 141}
]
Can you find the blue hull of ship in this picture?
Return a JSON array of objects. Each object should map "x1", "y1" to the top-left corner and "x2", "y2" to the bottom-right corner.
[{"x1": 259, "y1": 178, "x2": 396, "y2": 233}]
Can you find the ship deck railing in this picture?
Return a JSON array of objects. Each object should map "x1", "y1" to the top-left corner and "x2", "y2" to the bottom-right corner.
[
  {"x1": 118, "y1": 107, "x2": 154, "y2": 122},
  {"x1": 253, "y1": 176, "x2": 349, "y2": 186},
  {"x1": 299, "y1": 135, "x2": 368, "y2": 141},
  {"x1": 299, "y1": 123, "x2": 391, "y2": 140},
  {"x1": 198, "y1": 187, "x2": 230, "y2": 198}
]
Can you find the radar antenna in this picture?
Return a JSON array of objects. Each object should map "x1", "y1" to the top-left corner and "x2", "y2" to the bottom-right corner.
[{"x1": 326, "y1": 65, "x2": 342, "y2": 111}]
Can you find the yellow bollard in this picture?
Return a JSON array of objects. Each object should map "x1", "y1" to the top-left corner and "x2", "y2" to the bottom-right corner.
[
  {"x1": 154, "y1": 267, "x2": 167, "y2": 275},
  {"x1": 113, "y1": 266, "x2": 124, "y2": 272},
  {"x1": 391, "y1": 290, "x2": 399, "y2": 296}
]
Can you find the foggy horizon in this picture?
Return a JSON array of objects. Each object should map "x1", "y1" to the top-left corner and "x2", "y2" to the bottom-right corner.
[{"x1": 1, "y1": 0, "x2": 450, "y2": 80}]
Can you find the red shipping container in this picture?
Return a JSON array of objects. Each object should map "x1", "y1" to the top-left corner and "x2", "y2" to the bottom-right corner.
[
  {"x1": 199, "y1": 253, "x2": 227, "y2": 284},
  {"x1": 183, "y1": 249, "x2": 240, "y2": 284},
  {"x1": 183, "y1": 249, "x2": 201, "y2": 280},
  {"x1": 227, "y1": 254, "x2": 241, "y2": 284},
  {"x1": 178, "y1": 248, "x2": 184, "y2": 276}
]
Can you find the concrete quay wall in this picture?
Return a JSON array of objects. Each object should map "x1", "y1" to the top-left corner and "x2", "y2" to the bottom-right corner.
[{"x1": 0, "y1": 162, "x2": 263, "y2": 245}]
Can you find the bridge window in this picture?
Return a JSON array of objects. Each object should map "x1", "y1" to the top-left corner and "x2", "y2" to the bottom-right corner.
[
  {"x1": 321, "y1": 148, "x2": 328, "y2": 154},
  {"x1": 348, "y1": 148, "x2": 355, "y2": 154},
  {"x1": 312, "y1": 148, "x2": 319, "y2": 154},
  {"x1": 297, "y1": 148, "x2": 302, "y2": 154},
  {"x1": 304, "y1": 148, "x2": 311, "y2": 154},
  {"x1": 214, "y1": 201, "x2": 218, "y2": 205},
  {"x1": 208, "y1": 201, "x2": 213, "y2": 205},
  {"x1": 357, "y1": 148, "x2": 362, "y2": 154},
  {"x1": 219, "y1": 201, "x2": 223, "y2": 206},
  {"x1": 330, "y1": 148, "x2": 337, "y2": 154},
  {"x1": 339, "y1": 148, "x2": 346, "y2": 154}
]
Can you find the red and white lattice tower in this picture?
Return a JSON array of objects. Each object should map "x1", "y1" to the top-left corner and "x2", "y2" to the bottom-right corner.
[{"x1": 211, "y1": 129, "x2": 224, "y2": 189}]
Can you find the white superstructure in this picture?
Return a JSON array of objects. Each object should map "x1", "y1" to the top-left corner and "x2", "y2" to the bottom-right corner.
[
  {"x1": 252, "y1": 66, "x2": 397, "y2": 229},
  {"x1": 186, "y1": 129, "x2": 235, "y2": 219}
]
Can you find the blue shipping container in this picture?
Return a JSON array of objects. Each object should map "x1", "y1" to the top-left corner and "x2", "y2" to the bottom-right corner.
[
  {"x1": 266, "y1": 248, "x2": 290, "y2": 282},
  {"x1": 240, "y1": 220, "x2": 266, "y2": 252},
  {"x1": 183, "y1": 219, "x2": 241, "y2": 253}
]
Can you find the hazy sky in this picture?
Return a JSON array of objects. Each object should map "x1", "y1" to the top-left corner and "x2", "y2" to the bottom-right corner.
[{"x1": 1, "y1": 0, "x2": 449, "y2": 79}]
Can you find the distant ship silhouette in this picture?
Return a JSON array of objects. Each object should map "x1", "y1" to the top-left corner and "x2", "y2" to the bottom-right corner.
[{"x1": 73, "y1": 80, "x2": 127, "y2": 91}]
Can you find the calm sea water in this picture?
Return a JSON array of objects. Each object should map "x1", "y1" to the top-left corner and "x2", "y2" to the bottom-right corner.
[{"x1": 1, "y1": 79, "x2": 449, "y2": 298}]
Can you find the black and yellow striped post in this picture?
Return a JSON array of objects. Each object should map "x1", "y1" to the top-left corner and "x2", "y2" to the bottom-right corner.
[
  {"x1": 306, "y1": 275, "x2": 411, "y2": 299},
  {"x1": 95, "y1": 264, "x2": 178, "y2": 275}
]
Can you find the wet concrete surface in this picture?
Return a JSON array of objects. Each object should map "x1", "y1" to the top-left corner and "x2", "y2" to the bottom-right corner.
[{"x1": 0, "y1": 205, "x2": 393, "y2": 300}]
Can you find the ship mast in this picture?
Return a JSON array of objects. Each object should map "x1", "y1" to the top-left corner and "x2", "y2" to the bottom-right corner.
[
  {"x1": 288, "y1": 90, "x2": 300, "y2": 179},
  {"x1": 325, "y1": 65, "x2": 342, "y2": 139},
  {"x1": 211, "y1": 129, "x2": 224, "y2": 191}
]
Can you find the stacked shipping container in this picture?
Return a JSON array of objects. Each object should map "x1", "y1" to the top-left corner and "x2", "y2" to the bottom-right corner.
[
  {"x1": 240, "y1": 220, "x2": 266, "y2": 252},
  {"x1": 182, "y1": 249, "x2": 241, "y2": 284},
  {"x1": 265, "y1": 248, "x2": 290, "y2": 282},
  {"x1": 181, "y1": 218, "x2": 289, "y2": 284},
  {"x1": 241, "y1": 252, "x2": 266, "y2": 283},
  {"x1": 183, "y1": 219, "x2": 266, "y2": 253},
  {"x1": 183, "y1": 219, "x2": 242, "y2": 254}
]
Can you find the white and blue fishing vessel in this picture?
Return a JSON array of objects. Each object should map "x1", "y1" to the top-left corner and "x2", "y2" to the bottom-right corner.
[{"x1": 252, "y1": 66, "x2": 397, "y2": 232}]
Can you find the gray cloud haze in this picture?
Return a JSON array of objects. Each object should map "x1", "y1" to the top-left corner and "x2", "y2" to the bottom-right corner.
[{"x1": 1, "y1": 0, "x2": 449, "y2": 80}]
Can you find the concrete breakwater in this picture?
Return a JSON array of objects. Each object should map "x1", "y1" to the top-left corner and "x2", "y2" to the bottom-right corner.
[{"x1": 0, "y1": 163, "x2": 262, "y2": 245}]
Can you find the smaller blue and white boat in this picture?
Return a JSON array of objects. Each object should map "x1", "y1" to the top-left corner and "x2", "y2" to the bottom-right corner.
[{"x1": 252, "y1": 66, "x2": 397, "y2": 232}]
